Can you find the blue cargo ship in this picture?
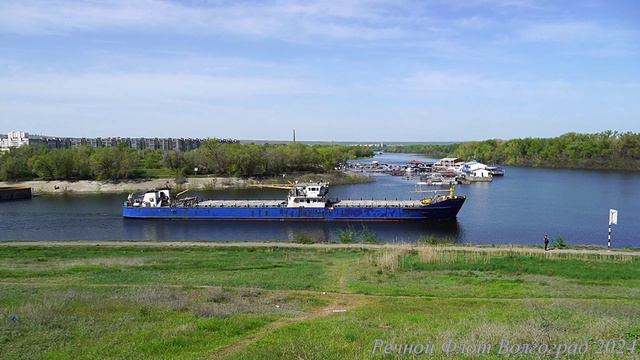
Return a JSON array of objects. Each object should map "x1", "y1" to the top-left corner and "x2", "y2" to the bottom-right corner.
[{"x1": 122, "y1": 182, "x2": 465, "y2": 221}]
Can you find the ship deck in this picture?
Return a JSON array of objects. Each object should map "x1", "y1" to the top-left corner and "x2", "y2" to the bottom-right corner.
[
  {"x1": 194, "y1": 199, "x2": 426, "y2": 208},
  {"x1": 196, "y1": 200, "x2": 285, "y2": 208},
  {"x1": 334, "y1": 200, "x2": 424, "y2": 208}
]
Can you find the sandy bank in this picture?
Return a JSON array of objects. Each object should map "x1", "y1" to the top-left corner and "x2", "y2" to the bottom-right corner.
[
  {"x1": 0, "y1": 171, "x2": 372, "y2": 195},
  {"x1": 0, "y1": 177, "x2": 251, "y2": 195}
]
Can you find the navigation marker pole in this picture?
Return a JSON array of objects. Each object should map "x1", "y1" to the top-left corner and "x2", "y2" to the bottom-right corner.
[{"x1": 608, "y1": 209, "x2": 618, "y2": 249}]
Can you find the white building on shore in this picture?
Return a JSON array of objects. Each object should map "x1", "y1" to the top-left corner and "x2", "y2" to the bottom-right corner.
[
  {"x1": 462, "y1": 161, "x2": 493, "y2": 181},
  {"x1": 434, "y1": 157, "x2": 466, "y2": 171},
  {"x1": 0, "y1": 131, "x2": 30, "y2": 152}
]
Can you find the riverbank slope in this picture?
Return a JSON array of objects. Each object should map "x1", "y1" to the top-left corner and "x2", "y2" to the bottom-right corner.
[
  {"x1": 1, "y1": 243, "x2": 638, "y2": 359},
  {"x1": 0, "y1": 171, "x2": 371, "y2": 195}
]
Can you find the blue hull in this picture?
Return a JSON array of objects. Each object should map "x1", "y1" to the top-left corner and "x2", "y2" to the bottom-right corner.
[{"x1": 122, "y1": 198, "x2": 465, "y2": 221}]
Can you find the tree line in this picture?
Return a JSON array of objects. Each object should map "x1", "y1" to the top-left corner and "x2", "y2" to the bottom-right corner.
[
  {"x1": 0, "y1": 140, "x2": 373, "y2": 181},
  {"x1": 385, "y1": 131, "x2": 640, "y2": 170},
  {"x1": 385, "y1": 143, "x2": 460, "y2": 158}
]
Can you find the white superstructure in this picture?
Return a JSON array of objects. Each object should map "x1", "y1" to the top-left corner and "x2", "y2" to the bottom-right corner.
[
  {"x1": 286, "y1": 183, "x2": 329, "y2": 208},
  {"x1": 127, "y1": 189, "x2": 171, "y2": 207}
]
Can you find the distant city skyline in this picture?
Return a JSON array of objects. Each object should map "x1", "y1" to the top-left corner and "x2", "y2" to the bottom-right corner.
[
  {"x1": 1, "y1": 0, "x2": 639, "y2": 141},
  {"x1": 0, "y1": 129, "x2": 408, "y2": 146}
]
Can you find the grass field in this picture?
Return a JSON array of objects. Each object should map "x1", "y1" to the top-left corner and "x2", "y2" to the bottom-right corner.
[
  {"x1": 137, "y1": 168, "x2": 176, "y2": 178},
  {"x1": 1, "y1": 244, "x2": 639, "y2": 359}
]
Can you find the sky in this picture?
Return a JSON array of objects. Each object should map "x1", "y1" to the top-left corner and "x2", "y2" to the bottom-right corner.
[{"x1": 0, "y1": 0, "x2": 638, "y2": 141}]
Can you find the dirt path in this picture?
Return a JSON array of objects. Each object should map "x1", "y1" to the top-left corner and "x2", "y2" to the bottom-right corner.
[
  {"x1": 209, "y1": 298, "x2": 361, "y2": 360},
  {"x1": 2, "y1": 240, "x2": 639, "y2": 257},
  {"x1": 331, "y1": 259, "x2": 353, "y2": 293}
]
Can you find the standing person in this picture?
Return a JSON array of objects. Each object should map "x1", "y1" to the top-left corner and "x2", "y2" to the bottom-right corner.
[{"x1": 544, "y1": 233, "x2": 550, "y2": 251}]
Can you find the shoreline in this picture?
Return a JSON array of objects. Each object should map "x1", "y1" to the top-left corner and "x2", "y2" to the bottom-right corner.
[
  {"x1": 0, "y1": 171, "x2": 372, "y2": 195},
  {"x1": 1, "y1": 240, "x2": 638, "y2": 256},
  {"x1": 387, "y1": 152, "x2": 640, "y2": 172},
  {"x1": 0, "y1": 177, "x2": 251, "y2": 195}
]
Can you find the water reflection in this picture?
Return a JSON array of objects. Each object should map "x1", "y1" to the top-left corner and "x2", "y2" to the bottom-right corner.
[{"x1": 121, "y1": 218, "x2": 462, "y2": 244}]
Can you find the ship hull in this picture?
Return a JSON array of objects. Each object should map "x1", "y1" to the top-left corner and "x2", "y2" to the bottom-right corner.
[{"x1": 122, "y1": 198, "x2": 465, "y2": 221}]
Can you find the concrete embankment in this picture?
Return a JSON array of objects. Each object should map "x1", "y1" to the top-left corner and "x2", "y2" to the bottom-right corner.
[{"x1": 0, "y1": 186, "x2": 32, "y2": 201}]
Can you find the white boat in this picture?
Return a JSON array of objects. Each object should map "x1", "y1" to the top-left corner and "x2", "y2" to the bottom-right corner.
[
  {"x1": 486, "y1": 166, "x2": 505, "y2": 176},
  {"x1": 419, "y1": 174, "x2": 458, "y2": 186},
  {"x1": 465, "y1": 169, "x2": 493, "y2": 182}
]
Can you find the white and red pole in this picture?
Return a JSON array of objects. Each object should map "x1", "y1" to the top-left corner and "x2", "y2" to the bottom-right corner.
[{"x1": 608, "y1": 209, "x2": 618, "y2": 249}]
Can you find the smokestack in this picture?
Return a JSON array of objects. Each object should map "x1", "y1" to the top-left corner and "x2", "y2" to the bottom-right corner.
[{"x1": 293, "y1": 129, "x2": 296, "y2": 144}]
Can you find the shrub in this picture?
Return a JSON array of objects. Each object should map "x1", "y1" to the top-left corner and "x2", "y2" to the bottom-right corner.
[
  {"x1": 337, "y1": 228, "x2": 357, "y2": 243},
  {"x1": 552, "y1": 236, "x2": 567, "y2": 249},
  {"x1": 291, "y1": 233, "x2": 318, "y2": 244},
  {"x1": 372, "y1": 247, "x2": 409, "y2": 273},
  {"x1": 416, "y1": 235, "x2": 456, "y2": 246},
  {"x1": 360, "y1": 227, "x2": 380, "y2": 244}
]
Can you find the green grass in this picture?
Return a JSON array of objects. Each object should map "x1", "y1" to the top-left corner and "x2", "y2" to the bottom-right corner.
[
  {"x1": 231, "y1": 297, "x2": 640, "y2": 359},
  {"x1": 406, "y1": 253, "x2": 640, "y2": 281},
  {"x1": 137, "y1": 168, "x2": 175, "y2": 178},
  {"x1": 0, "y1": 246, "x2": 348, "y2": 290},
  {"x1": 347, "y1": 249, "x2": 640, "y2": 299},
  {"x1": 0, "y1": 244, "x2": 639, "y2": 359},
  {"x1": 0, "y1": 286, "x2": 315, "y2": 359}
]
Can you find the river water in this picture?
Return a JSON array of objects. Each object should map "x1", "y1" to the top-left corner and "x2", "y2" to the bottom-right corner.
[{"x1": 1, "y1": 153, "x2": 638, "y2": 247}]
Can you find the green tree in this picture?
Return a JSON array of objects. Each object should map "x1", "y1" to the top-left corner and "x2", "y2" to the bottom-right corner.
[
  {"x1": 384, "y1": 131, "x2": 640, "y2": 171},
  {"x1": 142, "y1": 149, "x2": 163, "y2": 169},
  {"x1": 163, "y1": 151, "x2": 189, "y2": 176},
  {"x1": 0, "y1": 145, "x2": 40, "y2": 181},
  {"x1": 90, "y1": 146, "x2": 139, "y2": 180}
]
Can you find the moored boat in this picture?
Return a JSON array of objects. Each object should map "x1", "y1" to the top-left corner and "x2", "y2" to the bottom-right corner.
[
  {"x1": 0, "y1": 186, "x2": 32, "y2": 201},
  {"x1": 122, "y1": 182, "x2": 465, "y2": 221},
  {"x1": 418, "y1": 174, "x2": 458, "y2": 186},
  {"x1": 486, "y1": 166, "x2": 505, "y2": 176}
]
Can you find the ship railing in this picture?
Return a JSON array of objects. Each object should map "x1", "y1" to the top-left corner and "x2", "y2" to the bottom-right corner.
[{"x1": 414, "y1": 183, "x2": 458, "y2": 201}]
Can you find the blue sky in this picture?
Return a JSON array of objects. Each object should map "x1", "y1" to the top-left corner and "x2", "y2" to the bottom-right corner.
[{"x1": 0, "y1": 0, "x2": 638, "y2": 141}]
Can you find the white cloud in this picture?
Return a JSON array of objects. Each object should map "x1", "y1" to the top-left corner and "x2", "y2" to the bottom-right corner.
[
  {"x1": 400, "y1": 71, "x2": 504, "y2": 93},
  {"x1": 2, "y1": 1, "x2": 636, "y2": 57},
  {"x1": 397, "y1": 70, "x2": 640, "y2": 99},
  {"x1": 518, "y1": 20, "x2": 639, "y2": 57},
  {"x1": 0, "y1": 0, "x2": 409, "y2": 40},
  {"x1": 454, "y1": 16, "x2": 495, "y2": 29},
  {"x1": 77, "y1": 51, "x2": 296, "y2": 75},
  {"x1": 521, "y1": 21, "x2": 601, "y2": 42},
  {"x1": 0, "y1": 72, "x2": 306, "y2": 100}
]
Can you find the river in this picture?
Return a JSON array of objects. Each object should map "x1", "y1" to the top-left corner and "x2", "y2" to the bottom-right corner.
[{"x1": 1, "y1": 153, "x2": 638, "y2": 247}]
